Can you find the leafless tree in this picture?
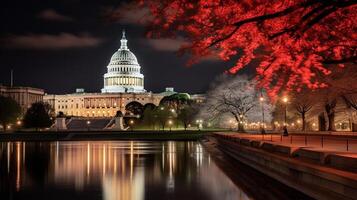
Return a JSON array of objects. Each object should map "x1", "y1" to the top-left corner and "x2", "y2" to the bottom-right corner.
[
  {"x1": 313, "y1": 65, "x2": 357, "y2": 131},
  {"x1": 292, "y1": 91, "x2": 313, "y2": 131},
  {"x1": 342, "y1": 94, "x2": 357, "y2": 111},
  {"x1": 201, "y1": 75, "x2": 273, "y2": 132}
]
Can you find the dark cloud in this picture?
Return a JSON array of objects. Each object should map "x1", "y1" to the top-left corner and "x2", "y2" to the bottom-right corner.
[
  {"x1": 37, "y1": 9, "x2": 74, "y2": 22},
  {"x1": 104, "y1": 3, "x2": 150, "y2": 25},
  {"x1": 145, "y1": 38, "x2": 186, "y2": 52},
  {"x1": 144, "y1": 38, "x2": 220, "y2": 62},
  {"x1": 1, "y1": 33, "x2": 104, "y2": 50}
]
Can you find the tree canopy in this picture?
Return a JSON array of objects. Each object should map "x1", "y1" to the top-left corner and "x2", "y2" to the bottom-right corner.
[
  {"x1": 23, "y1": 102, "x2": 53, "y2": 129},
  {"x1": 160, "y1": 93, "x2": 191, "y2": 110},
  {"x1": 125, "y1": 101, "x2": 144, "y2": 116},
  {"x1": 135, "y1": 0, "x2": 356, "y2": 97},
  {"x1": 0, "y1": 96, "x2": 21, "y2": 131}
]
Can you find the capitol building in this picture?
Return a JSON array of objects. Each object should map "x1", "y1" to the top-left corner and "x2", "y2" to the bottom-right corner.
[{"x1": 44, "y1": 31, "x2": 204, "y2": 117}]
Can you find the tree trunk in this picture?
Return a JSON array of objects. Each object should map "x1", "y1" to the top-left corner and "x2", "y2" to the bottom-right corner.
[
  {"x1": 301, "y1": 112, "x2": 306, "y2": 131},
  {"x1": 327, "y1": 112, "x2": 336, "y2": 131},
  {"x1": 325, "y1": 102, "x2": 336, "y2": 131},
  {"x1": 237, "y1": 123, "x2": 245, "y2": 132},
  {"x1": 318, "y1": 113, "x2": 326, "y2": 131},
  {"x1": 233, "y1": 113, "x2": 245, "y2": 132}
]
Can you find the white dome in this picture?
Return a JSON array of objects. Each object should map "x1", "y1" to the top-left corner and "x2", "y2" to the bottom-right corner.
[
  {"x1": 110, "y1": 49, "x2": 138, "y2": 65},
  {"x1": 101, "y1": 30, "x2": 145, "y2": 94}
]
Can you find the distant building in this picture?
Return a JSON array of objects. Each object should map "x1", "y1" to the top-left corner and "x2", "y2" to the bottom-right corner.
[
  {"x1": 0, "y1": 85, "x2": 44, "y2": 113},
  {"x1": 44, "y1": 90, "x2": 163, "y2": 117},
  {"x1": 44, "y1": 31, "x2": 205, "y2": 117}
]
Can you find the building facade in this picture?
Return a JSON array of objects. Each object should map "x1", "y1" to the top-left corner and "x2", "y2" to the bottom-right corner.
[
  {"x1": 0, "y1": 85, "x2": 44, "y2": 113},
  {"x1": 44, "y1": 91, "x2": 162, "y2": 117},
  {"x1": 43, "y1": 31, "x2": 205, "y2": 117}
]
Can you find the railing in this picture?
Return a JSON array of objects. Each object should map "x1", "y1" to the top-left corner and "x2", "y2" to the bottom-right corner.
[{"x1": 248, "y1": 134, "x2": 357, "y2": 152}]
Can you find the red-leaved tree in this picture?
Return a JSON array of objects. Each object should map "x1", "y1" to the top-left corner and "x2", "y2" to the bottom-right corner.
[{"x1": 134, "y1": 0, "x2": 356, "y2": 97}]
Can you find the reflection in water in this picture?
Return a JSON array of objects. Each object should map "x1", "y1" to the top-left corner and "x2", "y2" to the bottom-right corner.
[{"x1": 0, "y1": 141, "x2": 249, "y2": 200}]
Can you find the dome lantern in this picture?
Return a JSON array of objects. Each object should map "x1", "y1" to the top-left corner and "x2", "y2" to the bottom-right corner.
[{"x1": 119, "y1": 29, "x2": 128, "y2": 50}]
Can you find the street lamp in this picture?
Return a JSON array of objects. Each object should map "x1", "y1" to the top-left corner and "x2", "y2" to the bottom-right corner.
[
  {"x1": 282, "y1": 96, "x2": 289, "y2": 136},
  {"x1": 259, "y1": 95, "x2": 266, "y2": 134},
  {"x1": 130, "y1": 120, "x2": 134, "y2": 131},
  {"x1": 168, "y1": 120, "x2": 173, "y2": 131},
  {"x1": 196, "y1": 119, "x2": 203, "y2": 130},
  {"x1": 86, "y1": 120, "x2": 91, "y2": 131}
]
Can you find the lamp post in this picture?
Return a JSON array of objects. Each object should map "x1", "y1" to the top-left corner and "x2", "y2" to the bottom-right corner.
[
  {"x1": 282, "y1": 96, "x2": 289, "y2": 136},
  {"x1": 86, "y1": 120, "x2": 91, "y2": 131},
  {"x1": 130, "y1": 120, "x2": 134, "y2": 131},
  {"x1": 196, "y1": 119, "x2": 203, "y2": 131},
  {"x1": 168, "y1": 120, "x2": 173, "y2": 131},
  {"x1": 259, "y1": 96, "x2": 266, "y2": 134}
]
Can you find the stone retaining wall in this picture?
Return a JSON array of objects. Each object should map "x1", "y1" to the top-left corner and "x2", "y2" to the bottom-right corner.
[{"x1": 213, "y1": 133, "x2": 357, "y2": 200}]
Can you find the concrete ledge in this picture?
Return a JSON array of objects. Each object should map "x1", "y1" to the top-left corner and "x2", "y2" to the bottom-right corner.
[
  {"x1": 274, "y1": 144, "x2": 296, "y2": 156},
  {"x1": 251, "y1": 140, "x2": 261, "y2": 148},
  {"x1": 328, "y1": 154, "x2": 357, "y2": 173},
  {"x1": 240, "y1": 138, "x2": 251, "y2": 146},
  {"x1": 261, "y1": 142, "x2": 275, "y2": 152},
  {"x1": 293, "y1": 148, "x2": 328, "y2": 164},
  {"x1": 213, "y1": 135, "x2": 357, "y2": 200}
]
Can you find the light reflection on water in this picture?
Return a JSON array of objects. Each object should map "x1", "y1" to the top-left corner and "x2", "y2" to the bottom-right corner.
[{"x1": 0, "y1": 141, "x2": 249, "y2": 200}]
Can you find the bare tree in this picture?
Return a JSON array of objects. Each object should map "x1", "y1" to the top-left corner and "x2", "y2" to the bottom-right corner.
[
  {"x1": 201, "y1": 75, "x2": 272, "y2": 132},
  {"x1": 313, "y1": 65, "x2": 357, "y2": 131},
  {"x1": 342, "y1": 94, "x2": 357, "y2": 111},
  {"x1": 292, "y1": 92, "x2": 313, "y2": 131}
]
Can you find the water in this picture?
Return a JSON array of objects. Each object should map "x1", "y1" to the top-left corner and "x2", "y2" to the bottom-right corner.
[{"x1": 0, "y1": 141, "x2": 250, "y2": 200}]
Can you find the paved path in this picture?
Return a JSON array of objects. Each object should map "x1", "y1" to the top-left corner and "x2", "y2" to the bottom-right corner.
[{"x1": 223, "y1": 133, "x2": 357, "y2": 153}]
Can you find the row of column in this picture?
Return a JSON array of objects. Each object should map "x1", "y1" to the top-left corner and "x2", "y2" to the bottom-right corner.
[{"x1": 105, "y1": 77, "x2": 143, "y2": 87}]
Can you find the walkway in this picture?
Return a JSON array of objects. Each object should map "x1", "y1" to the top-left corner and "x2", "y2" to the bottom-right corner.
[{"x1": 223, "y1": 133, "x2": 357, "y2": 153}]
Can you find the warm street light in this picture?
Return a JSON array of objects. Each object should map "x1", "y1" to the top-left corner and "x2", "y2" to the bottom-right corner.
[
  {"x1": 282, "y1": 96, "x2": 289, "y2": 136},
  {"x1": 86, "y1": 120, "x2": 91, "y2": 131},
  {"x1": 16, "y1": 120, "x2": 22, "y2": 126},
  {"x1": 196, "y1": 119, "x2": 203, "y2": 130},
  {"x1": 283, "y1": 96, "x2": 288, "y2": 103},
  {"x1": 130, "y1": 120, "x2": 134, "y2": 131},
  {"x1": 259, "y1": 94, "x2": 266, "y2": 134},
  {"x1": 168, "y1": 120, "x2": 173, "y2": 131}
]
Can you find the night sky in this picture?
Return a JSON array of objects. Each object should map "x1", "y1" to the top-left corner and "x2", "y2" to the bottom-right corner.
[{"x1": 0, "y1": 0, "x2": 238, "y2": 94}]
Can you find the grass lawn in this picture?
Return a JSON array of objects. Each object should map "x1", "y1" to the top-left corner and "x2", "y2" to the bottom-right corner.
[{"x1": 0, "y1": 130, "x2": 220, "y2": 141}]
